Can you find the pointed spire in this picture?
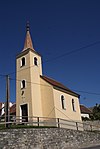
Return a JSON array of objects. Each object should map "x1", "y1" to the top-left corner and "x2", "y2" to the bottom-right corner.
[{"x1": 23, "y1": 22, "x2": 35, "y2": 51}]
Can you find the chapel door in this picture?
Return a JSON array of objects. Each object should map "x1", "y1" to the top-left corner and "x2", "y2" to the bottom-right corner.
[{"x1": 21, "y1": 104, "x2": 28, "y2": 122}]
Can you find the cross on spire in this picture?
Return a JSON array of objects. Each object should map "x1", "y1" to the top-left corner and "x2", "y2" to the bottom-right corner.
[{"x1": 26, "y1": 21, "x2": 29, "y2": 31}]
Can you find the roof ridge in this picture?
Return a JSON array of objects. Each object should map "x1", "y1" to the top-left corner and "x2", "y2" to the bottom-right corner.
[
  {"x1": 41, "y1": 75, "x2": 67, "y2": 86},
  {"x1": 41, "y1": 75, "x2": 79, "y2": 97}
]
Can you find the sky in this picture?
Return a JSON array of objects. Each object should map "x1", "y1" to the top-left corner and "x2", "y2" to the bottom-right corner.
[{"x1": 0, "y1": 0, "x2": 100, "y2": 107}]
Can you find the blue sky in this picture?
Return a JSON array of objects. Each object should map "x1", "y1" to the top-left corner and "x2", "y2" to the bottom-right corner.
[{"x1": 0, "y1": 0, "x2": 100, "y2": 107}]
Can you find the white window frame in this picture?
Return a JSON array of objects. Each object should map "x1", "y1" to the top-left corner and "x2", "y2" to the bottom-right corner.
[
  {"x1": 72, "y1": 99, "x2": 76, "y2": 112},
  {"x1": 33, "y1": 57, "x2": 38, "y2": 66},
  {"x1": 20, "y1": 57, "x2": 26, "y2": 67},
  {"x1": 60, "y1": 95, "x2": 66, "y2": 110},
  {"x1": 21, "y1": 80, "x2": 26, "y2": 89}
]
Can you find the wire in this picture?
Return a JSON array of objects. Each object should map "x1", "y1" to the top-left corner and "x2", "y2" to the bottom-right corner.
[
  {"x1": 47, "y1": 107, "x2": 55, "y2": 117},
  {"x1": 55, "y1": 107, "x2": 76, "y2": 122},
  {"x1": 8, "y1": 40, "x2": 100, "y2": 75},
  {"x1": 47, "y1": 106, "x2": 75, "y2": 122},
  {"x1": 8, "y1": 63, "x2": 41, "y2": 75},
  {"x1": 10, "y1": 77, "x2": 100, "y2": 96},
  {"x1": 73, "y1": 90, "x2": 100, "y2": 96},
  {"x1": 10, "y1": 78, "x2": 51, "y2": 88},
  {"x1": 44, "y1": 40, "x2": 100, "y2": 63},
  {"x1": 0, "y1": 74, "x2": 6, "y2": 77},
  {"x1": 44, "y1": 105, "x2": 79, "y2": 122}
]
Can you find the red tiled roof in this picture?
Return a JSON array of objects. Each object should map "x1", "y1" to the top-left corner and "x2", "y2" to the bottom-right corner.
[
  {"x1": 80, "y1": 105, "x2": 92, "y2": 114},
  {"x1": 41, "y1": 75, "x2": 79, "y2": 97}
]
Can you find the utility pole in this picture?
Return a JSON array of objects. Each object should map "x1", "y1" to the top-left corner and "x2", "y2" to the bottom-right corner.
[{"x1": 5, "y1": 75, "x2": 10, "y2": 128}]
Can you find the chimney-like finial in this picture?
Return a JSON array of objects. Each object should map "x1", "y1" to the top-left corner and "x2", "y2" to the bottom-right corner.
[{"x1": 26, "y1": 21, "x2": 30, "y2": 31}]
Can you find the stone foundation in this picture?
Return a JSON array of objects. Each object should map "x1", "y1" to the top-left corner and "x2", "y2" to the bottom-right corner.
[{"x1": 0, "y1": 128, "x2": 100, "y2": 149}]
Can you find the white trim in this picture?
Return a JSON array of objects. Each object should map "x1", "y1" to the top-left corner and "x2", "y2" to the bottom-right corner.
[
  {"x1": 20, "y1": 80, "x2": 26, "y2": 89},
  {"x1": 72, "y1": 99, "x2": 76, "y2": 112},
  {"x1": 60, "y1": 95, "x2": 66, "y2": 110},
  {"x1": 33, "y1": 57, "x2": 38, "y2": 66},
  {"x1": 20, "y1": 57, "x2": 26, "y2": 67},
  {"x1": 20, "y1": 103, "x2": 29, "y2": 121},
  {"x1": 64, "y1": 97, "x2": 67, "y2": 109}
]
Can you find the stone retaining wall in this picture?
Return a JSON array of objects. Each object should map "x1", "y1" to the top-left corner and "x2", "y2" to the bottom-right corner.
[{"x1": 0, "y1": 128, "x2": 100, "y2": 149}]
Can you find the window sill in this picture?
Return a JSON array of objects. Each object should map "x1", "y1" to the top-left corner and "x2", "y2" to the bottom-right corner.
[
  {"x1": 73, "y1": 110, "x2": 76, "y2": 112},
  {"x1": 21, "y1": 87, "x2": 26, "y2": 90},
  {"x1": 20, "y1": 65, "x2": 25, "y2": 68},
  {"x1": 34, "y1": 64, "x2": 38, "y2": 67},
  {"x1": 62, "y1": 108, "x2": 66, "y2": 110}
]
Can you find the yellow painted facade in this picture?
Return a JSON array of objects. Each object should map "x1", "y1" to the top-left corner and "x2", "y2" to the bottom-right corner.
[
  {"x1": 40, "y1": 78, "x2": 56, "y2": 118},
  {"x1": 16, "y1": 25, "x2": 82, "y2": 126},
  {"x1": 53, "y1": 89, "x2": 81, "y2": 121},
  {"x1": 16, "y1": 49, "x2": 43, "y2": 118}
]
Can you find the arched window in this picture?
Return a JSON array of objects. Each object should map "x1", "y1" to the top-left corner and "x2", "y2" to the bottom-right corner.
[
  {"x1": 72, "y1": 99, "x2": 75, "y2": 111},
  {"x1": 21, "y1": 57, "x2": 26, "y2": 67},
  {"x1": 21, "y1": 80, "x2": 26, "y2": 89},
  {"x1": 61, "y1": 95, "x2": 65, "y2": 109},
  {"x1": 34, "y1": 57, "x2": 38, "y2": 66}
]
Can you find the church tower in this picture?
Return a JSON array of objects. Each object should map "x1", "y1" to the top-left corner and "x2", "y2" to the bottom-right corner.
[{"x1": 16, "y1": 23, "x2": 43, "y2": 121}]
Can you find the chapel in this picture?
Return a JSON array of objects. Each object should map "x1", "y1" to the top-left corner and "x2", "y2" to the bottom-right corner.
[{"x1": 16, "y1": 23, "x2": 82, "y2": 128}]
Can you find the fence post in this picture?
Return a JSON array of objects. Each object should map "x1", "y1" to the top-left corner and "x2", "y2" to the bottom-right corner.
[
  {"x1": 37, "y1": 117, "x2": 39, "y2": 127},
  {"x1": 76, "y1": 122, "x2": 78, "y2": 131},
  {"x1": 57, "y1": 118, "x2": 60, "y2": 128}
]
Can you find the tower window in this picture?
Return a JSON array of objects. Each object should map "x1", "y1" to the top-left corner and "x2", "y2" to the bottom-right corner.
[
  {"x1": 34, "y1": 57, "x2": 38, "y2": 66},
  {"x1": 21, "y1": 80, "x2": 26, "y2": 89},
  {"x1": 61, "y1": 95, "x2": 65, "y2": 109},
  {"x1": 72, "y1": 99, "x2": 75, "y2": 111},
  {"x1": 21, "y1": 57, "x2": 26, "y2": 67}
]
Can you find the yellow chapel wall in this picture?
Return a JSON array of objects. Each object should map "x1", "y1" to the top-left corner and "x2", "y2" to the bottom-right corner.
[
  {"x1": 29, "y1": 50, "x2": 43, "y2": 117},
  {"x1": 40, "y1": 78, "x2": 56, "y2": 118},
  {"x1": 16, "y1": 52, "x2": 33, "y2": 118},
  {"x1": 16, "y1": 49, "x2": 82, "y2": 127},
  {"x1": 53, "y1": 88, "x2": 82, "y2": 122},
  {"x1": 40, "y1": 77, "x2": 82, "y2": 123},
  {"x1": 16, "y1": 50, "x2": 43, "y2": 118}
]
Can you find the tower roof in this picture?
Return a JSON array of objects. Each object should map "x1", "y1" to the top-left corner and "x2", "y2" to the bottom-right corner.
[{"x1": 23, "y1": 22, "x2": 35, "y2": 51}]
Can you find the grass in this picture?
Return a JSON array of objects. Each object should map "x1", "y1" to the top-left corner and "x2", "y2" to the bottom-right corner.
[{"x1": 0, "y1": 124, "x2": 57, "y2": 130}]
